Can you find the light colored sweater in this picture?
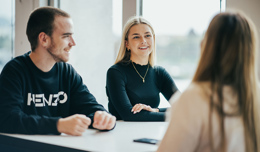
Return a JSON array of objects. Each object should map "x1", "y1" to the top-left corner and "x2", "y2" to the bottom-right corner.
[{"x1": 157, "y1": 82, "x2": 245, "y2": 152}]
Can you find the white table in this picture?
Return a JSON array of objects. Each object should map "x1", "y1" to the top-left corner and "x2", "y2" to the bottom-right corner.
[{"x1": 0, "y1": 121, "x2": 168, "y2": 152}]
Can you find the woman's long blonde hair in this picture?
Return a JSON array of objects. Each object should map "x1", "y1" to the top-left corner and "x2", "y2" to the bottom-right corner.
[
  {"x1": 114, "y1": 16, "x2": 156, "y2": 66},
  {"x1": 193, "y1": 11, "x2": 260, "y2": 151}
]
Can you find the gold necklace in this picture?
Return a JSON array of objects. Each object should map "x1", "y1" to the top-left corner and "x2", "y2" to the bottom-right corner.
[{"x1": 131, "y1": 61, "x2": 149, "y2": 83}]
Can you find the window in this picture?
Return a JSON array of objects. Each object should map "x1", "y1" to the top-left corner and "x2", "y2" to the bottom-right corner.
[
  {"x1": 143, "y1": 0, "x2": 225, "y2": 91},
  {"x1": 142, "y1": 0, "x2": 225, "y2": 107},
  {"x1": 0, "y1": 0, "x2": 14, "y2": 72},
  {"x1": 60, "y1": 0, "x2": 122, "y2": 109}
]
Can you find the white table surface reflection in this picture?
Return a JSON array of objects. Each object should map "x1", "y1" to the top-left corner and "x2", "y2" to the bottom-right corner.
[{"x1": 1, "y1": 121, "x2": 168, "y2": 152}]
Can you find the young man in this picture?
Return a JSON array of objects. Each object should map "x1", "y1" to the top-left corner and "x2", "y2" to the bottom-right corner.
[{"x1": 0, "y1": 6, "x2": 116, "y2": 136}]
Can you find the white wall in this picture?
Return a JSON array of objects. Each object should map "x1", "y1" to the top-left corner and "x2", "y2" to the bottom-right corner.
[
  {"x1": 60, "y1": 0, "x2": 114, "y2": 109},
  {"x1": 15, "y1": 0, "x2": 36, "y2": 56},
  {"x1": 122, "y1": 0, "x2": 137, "y2": 26},
  {"x1": 15, "y1": 0, "x2": 48, "y2": 56}
]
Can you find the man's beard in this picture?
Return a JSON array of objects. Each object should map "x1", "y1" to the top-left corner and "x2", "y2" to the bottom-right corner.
[{"x1": 47, "y1": 41, "x2": 66, "y2": 62}]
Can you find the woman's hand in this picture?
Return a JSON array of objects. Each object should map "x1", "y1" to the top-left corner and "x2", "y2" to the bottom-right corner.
[{"x1": 131, "y1": 103, "x2": 159, "y2": 114}]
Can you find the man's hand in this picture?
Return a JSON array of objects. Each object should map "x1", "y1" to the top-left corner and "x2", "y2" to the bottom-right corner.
[
  {"x1": 57, "y1": 114, "x2": 91, "y2": 136},
  {"x1": 131, "y1": 103, "x2": 159, "y2": 114},
  {"x1": 92, "y1": 111, "x2": 116, "y2": 130}
]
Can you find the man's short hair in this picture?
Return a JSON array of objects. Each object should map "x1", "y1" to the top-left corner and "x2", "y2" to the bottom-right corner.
[{"x1": 26, "y1": 6, "x2": 70, "y2": 51}]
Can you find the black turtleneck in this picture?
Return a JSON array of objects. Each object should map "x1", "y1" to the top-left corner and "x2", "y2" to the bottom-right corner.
[{"x1": 106, "y1": 62, "x2": 178, "y2": 121}]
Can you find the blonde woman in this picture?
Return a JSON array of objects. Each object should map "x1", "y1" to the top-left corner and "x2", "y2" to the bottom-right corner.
[
  {"x1": 157, "y1": 11, "x2": 260, "y2": 152},
  {"x1": 106, "y1": 16, "x2": 179, "y2": 121}
]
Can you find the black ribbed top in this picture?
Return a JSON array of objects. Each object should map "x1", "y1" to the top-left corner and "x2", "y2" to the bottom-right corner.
[{"x1": 106, "y1": 62, "x2": 178, "y2": 121}]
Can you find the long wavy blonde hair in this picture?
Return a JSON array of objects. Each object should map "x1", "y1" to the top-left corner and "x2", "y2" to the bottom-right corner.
[
  {"x1": 193, "y1": 11, "x2": 260, "y2": 152},
  {"x1": 114, "y1": 16, "x2": 156, "y2": 66}
]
